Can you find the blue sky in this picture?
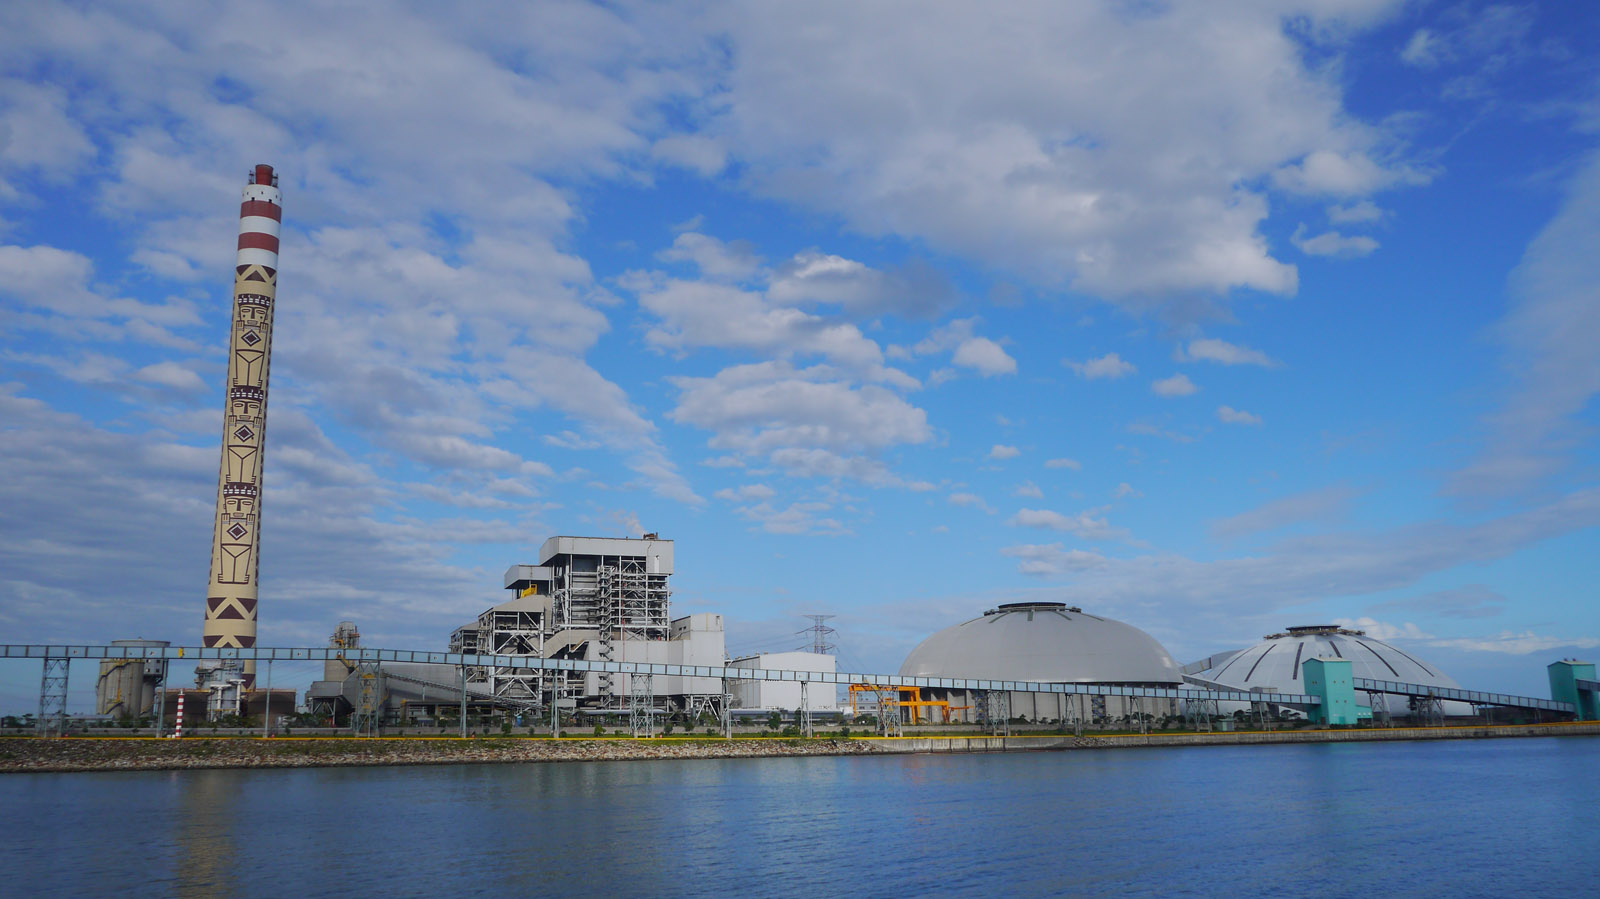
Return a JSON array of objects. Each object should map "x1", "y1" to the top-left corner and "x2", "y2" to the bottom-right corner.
[{"x1": 2, "y1": 1, "x2": 1598, "y2": 709}]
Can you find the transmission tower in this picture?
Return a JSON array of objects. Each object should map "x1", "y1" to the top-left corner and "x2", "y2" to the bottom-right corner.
[{"x1": 797, "y1": 614, "x2": 838, "y2": 655}]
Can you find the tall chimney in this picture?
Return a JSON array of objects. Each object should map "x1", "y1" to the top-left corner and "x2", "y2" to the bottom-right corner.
[{"x1": 202, "y1": 164, "x2": 282, "y2": 676}]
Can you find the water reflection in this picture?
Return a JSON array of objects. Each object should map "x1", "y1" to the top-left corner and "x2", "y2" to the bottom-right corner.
[
  {"x1": 173, "y1": 770, "x2": 242, "y2": 899},
  {"x1": 0, "y1": 738, "x2": 1595, "y2": 897}
]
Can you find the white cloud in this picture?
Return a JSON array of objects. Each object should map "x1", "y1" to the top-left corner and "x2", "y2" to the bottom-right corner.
[
  {"x1": 543, "y1": 430, "x2": 601, "y2": 450},
  {"x1": 1014, "y1": 481, "x2": 1044, "y2": 499},
  {"x1": 1112, "y1": 482, "x2": 1141, "y2": 499},
  {"x1": 1000, "y1": 543, "x2": 1108, "y2": 577},
  {"x1": 951, "y1": 336, "x2": 1017, "y2": 377},
  {"x1": 714, "y1": 483, "x2": 777, "y2": 502},
  {"x1": 1274, "y1": 150, "x2": 1421, "y2": 197},
  {"x1": 1451, "y1": 147, "x2": 1600, "y2": 494},
  {"x1": 767, "y1": 252, "x2": 957, "y2": 319},
  {"x1": 1009, "y1": 506, "x2": 1128, "y2": 541},
  {"x1": 1209, "y1": 485, "x2": 1356, "y2": 539},
  {"x1": 996, "y1": 488, "x2": 1600, "y2": 632},
  {"x1": 1400, "y1": 29, "x2": 1440, "y2": 67},
  {"x1": 1066, "y1": 352, "x2": 1135, "y2": 379},
  {"x1": 0, "y1": 79, "x2": 95, "y2": 182},
  {"x1": 656, "y1": 232, "x2": 764, "y2": 282},
  {"x1": 1178, "y1": 338, "x2": 1278, "y2": 367},
  {"x1": 1425, "y1": 631, "x2": 1600, "y2": 655},
  {"x1": 766, "y1": 447, "x2": 935, "y2": 490},
  {"x1": 132, "y1": 361, "x2": 207, "y2": 393},
  {"x1": 707, "y1": 3, "x2": 1419, "y2": 303},
  {"x1": 1291, "y1": 223, "x2": 1380, "y2": 257},
  {"x1": 948, "y1": 492, "x2": 995, "y2": 514},
  {"x1": 638, "y1": 277, "x2": 894, "y2": 373},
  {"x1": 1331, "y1": 616, "x2": 1432, "y2": 641},
  {"x1": 1151, "y1": 373, "x2": 1199, "y2": 397},
  {"x1": 1217, "y1": 405, "x2": 1263, "y2": 425},
  {"x1": 989, "y1": 444, "x2": 1021, "y2": 460},
  {"x1": 1045, "y1": 457, "x2": 1082, "y2": 470},
  {"x1": 733, "y1": 500, "x2": 849, "y2": 536},
  {"x1": 1328, "y1": 199, "x2": 1384, "y2": 224},
  {"x1": 669, "y1": 361, "x2": 932, "y2": 486},
  {"x1": 651, "y1": 134, "x2": 727, "y2": 176}
]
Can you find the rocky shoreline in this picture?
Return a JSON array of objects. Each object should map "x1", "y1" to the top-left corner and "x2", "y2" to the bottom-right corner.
[
  {"x1": 0, "y1": 737, "x2": 879, "y2": 773},
  {"x1": 5, "y1": 721, "x2": 1596, "y2": 773}
]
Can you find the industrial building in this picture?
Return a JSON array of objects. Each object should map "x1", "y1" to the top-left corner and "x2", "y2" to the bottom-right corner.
[
  {"x1": 304, "y1": 534, "x2": 839, "y2": 728},
  {"x1": 897, "y1": 602, "x2": 1184, "y2": 725},
  {"x1": 95, "y1": 640, "x2": 169, "y2": 719},
  {"x1": 1184, "y1": 625, "x2": 1475, "y2": 719},
  {"x1": 455, "y1": 535, "x2": 727, "y2": 716},
  {"x1": 730, "y1": 652, "x2": 840, "y2": 713}
]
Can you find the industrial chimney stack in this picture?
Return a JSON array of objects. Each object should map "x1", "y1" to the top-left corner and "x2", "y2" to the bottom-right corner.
[{"x1": 202, "y1": 164, "x2": 281, "y2": 679}]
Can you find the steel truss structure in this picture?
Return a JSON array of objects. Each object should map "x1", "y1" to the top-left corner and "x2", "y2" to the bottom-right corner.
[
  {"x1": 1352, "y1": 677, "x2": 1572, "y2": 713},
  {"x1": 972, "y1": 690, "x2": 1010, "y2": 736},
  {"x1": 476, "y1": 601, "x2": 544, "y2": 703},
  {"x1": 9, "y1": 644, "x2": 1582, "y2": 733},
  {"x1": 1186, "y1": 696, "x2": 1220, "y2": 732},
  {"x1": 629, "y1": 673, "x2": 655, "y2": 737},
  {"x1": 351, "y1": 660, "x2": 382, "y2": 737},
  {"x1": 798, "y1": 681, "x2": 813, "y2": 739},
  {"x1": 37, "y1": 657, "x2": 69, "y2": 737}
]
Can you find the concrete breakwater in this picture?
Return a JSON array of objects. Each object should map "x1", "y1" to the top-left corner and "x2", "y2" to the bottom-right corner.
[
  {"x1": 880, "y1": 720, "x2": 1600, "y2": 754},
  {"x1": 3, "y1": 722, "x2": 1596, "y2": 773}
]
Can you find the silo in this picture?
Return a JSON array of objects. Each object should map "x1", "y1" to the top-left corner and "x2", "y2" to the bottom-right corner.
[{"x1": 95, "y1": 639, "x2": 171, "y2": 719}]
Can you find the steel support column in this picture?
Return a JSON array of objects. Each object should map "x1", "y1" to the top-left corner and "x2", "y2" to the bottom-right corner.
[
  {"x1": 799, "y1": 681, "x2": 812, "y2": 738},
  {"x1": 351, "y1": 660, "x2": 381, "y2": 737},
  {"x1": 261, "y1": 659, "x2": 273, "y2": 738},
  {"x1": 38, "y1": 657, "x2": 69, "y2": 737},
  {"x1": 151, "y1": 658, "x2": 168, "y2": 737}
]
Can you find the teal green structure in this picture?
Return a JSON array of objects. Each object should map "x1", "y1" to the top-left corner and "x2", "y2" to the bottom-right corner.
[
  {"x1": 1547, "y1": 660, "x2": 1599, "y2": 721},
  {"x1": 1303, "y1": 657, "x2": 1363, "y2": 725}
]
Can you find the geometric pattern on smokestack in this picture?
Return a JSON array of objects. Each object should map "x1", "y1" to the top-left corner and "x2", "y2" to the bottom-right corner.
[{"x1": 203, "y1": 165, "x2": 280, "y2": 664}]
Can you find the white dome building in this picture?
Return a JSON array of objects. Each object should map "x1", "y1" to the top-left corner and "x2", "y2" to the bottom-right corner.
[
  {"x1": 1189, "y1": 625, "x2": 1473, "y2": 718},
  {"x1": 901, "y1": 602, "x2": 1183, "y2": 684},
  {"x1": 898, "y1": 602, "x2": 1182, "y2": 725}
]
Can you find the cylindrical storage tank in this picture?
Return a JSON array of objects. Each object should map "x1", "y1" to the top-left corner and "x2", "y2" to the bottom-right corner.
[{"x1": 95, "y1": 639, "x2": 170, "y2": 718}]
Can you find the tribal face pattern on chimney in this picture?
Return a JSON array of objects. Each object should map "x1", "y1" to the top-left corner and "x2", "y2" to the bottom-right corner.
[{"x1": 204, "y1": 164, "x2": 281, "y2": 663}]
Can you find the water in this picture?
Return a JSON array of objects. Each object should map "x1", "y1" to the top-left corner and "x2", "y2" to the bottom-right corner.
[{"x1": 2, "y1": 737, "x2": 1595, "y2": 897}]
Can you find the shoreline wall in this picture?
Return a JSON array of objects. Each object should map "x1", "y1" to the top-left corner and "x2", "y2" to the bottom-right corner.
[{"x1": 2, "y1": 721, "x2": 1596, "y2": 773}]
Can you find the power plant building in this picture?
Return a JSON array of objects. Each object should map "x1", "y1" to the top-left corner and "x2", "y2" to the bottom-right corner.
[{"x1": 453, "y1": 535, "x2": 727, "y2": 713}]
